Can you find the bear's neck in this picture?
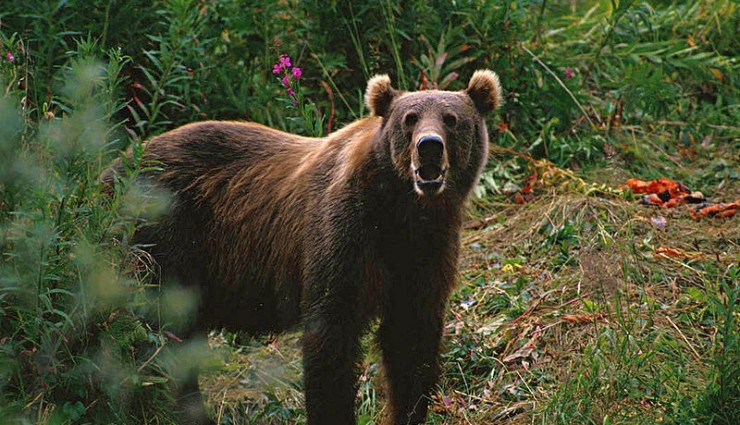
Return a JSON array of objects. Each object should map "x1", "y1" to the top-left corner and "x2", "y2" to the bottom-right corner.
[{"x1": 362, "y1": 154, "x2": 462, "y2": 235}]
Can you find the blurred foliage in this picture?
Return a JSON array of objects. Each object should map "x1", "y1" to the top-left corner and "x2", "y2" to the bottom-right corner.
[{"x1": 0, "y1": 0, "x2": 737, "y2": 423}]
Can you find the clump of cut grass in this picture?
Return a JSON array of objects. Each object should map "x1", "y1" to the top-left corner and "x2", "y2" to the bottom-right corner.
[{"x1": 437, "y1": 174, "x2": 739, "y2": 424}]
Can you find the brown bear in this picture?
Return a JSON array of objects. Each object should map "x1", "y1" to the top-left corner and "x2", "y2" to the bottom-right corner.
[{"x1": 104, "y1": 70, "x2": 502, "y2": 425}]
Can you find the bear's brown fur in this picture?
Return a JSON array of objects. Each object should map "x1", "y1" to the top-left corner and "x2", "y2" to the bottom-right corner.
[{"x1": 104, "y1": 70, "x2": 502, "y2": 425}]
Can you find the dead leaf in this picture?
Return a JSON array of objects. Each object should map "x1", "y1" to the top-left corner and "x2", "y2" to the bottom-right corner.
[
  {"x1": 642, "y1": 193, "x2": 665, "y2": 206},
  {"x1": 164, "y1": 330, "x2": 184, "y2": 343},
  {"x1": 623, "y1": 177, "x2": 718, "y2": 215},
  {"x1": 690, "y1": 200, "x2": 739, "y2": 220},
  {"x1": 622, "y1": 178, "x2": 690, "y2": 198},
  {"x1": 514, "y1": 192, "x2": 531, "y2": 204},
  {"x1": 709, "y1": 68, "x2": 724, "y2": 83},
  {"x1": 562, "y1": 313, "x2": 606, "y2": 324},
  {"x1": 655, "y1": 246, "x2": 704, "y2": 260},
  {"x1": 503, "y1": 327, "x2": 542, "y2": 363}
]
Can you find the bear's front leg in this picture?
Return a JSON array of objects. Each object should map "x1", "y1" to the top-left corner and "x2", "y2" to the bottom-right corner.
[
  {"x1": 302, "y1": 304, "x2": 363, "y2": 424},
  {"x1": 173, "y1": 370, "x2": 215, "y2": 425},
  {"x1": 171, "y1": 333, "x2": 216, "y2": 425},
  {"x1": 379, "y1": 280, "x2": 450, "y2": 425}
]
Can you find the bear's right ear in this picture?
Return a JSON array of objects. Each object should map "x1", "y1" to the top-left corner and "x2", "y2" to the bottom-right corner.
[
  {"x1": 365, "y1": 74, "x2": 396, "y2": 118},
  {"x1": 466, "y1": 69, "x2": 503, "y2": 115}
]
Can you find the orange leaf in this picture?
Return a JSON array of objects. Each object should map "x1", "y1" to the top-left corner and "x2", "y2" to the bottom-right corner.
[
  {"x1": 691, "y1": 200, "x2": 739, "y2": 220},
  {"x1": 662, "y1": 197, "x2": 687, "y2": 208},
  {"x1": 716, "y1": 208, "x2": 737, "y2": 218},
  {"x1": 642, "y1": 193, "x2": 664, "y2": 206},
  {"x1": 710, "y1": 68, "x2": 724, "y2": 83},
  {"x1": 655, "y1": 246, "x2": 704, "y2": 260},
  {"x1": 623, "y1": 178, "x2": 690, "y2": 198}
]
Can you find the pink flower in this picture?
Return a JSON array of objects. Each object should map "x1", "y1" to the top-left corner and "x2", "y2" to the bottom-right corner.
[
  {"x1": 564, "y1": 67, "x2": 574, "y2": 80},
  {"x1": 6, "y1": 51, "x2": 14, "y2": 62},
  {"x1": 279, "y1": 54, "x2": 291, "y2": 68},
  {"x1": 271, "y1": 53, "x2": 302, "y2": 106},
  {"x1": 273, "y1": 54, "x2": 292, "y2": 74}
]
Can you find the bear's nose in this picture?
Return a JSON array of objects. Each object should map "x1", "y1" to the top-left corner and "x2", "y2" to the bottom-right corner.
[
  {"x1": 415, "y1": 134, "x2": 446, "y2": 187},
  {"x1": 416, "y1": 135, "x2": 444, "y2": 163}
]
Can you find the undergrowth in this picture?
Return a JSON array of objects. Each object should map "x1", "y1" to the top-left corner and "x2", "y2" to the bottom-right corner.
[{"x1": 1, "y1": 0, "x2": 737, "y2": 424}]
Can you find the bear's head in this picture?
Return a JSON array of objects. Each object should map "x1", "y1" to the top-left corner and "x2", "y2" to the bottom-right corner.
[{"x1": 365, "y1": 70, "x2": 502, "y2": 197}]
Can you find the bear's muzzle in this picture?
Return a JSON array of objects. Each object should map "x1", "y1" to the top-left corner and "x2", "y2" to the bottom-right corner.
[{"x1": 414, "y1": 134, "x2": 447, "y2": 196}]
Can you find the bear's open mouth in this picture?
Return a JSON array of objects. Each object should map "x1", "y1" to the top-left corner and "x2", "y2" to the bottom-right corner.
[
  {"x1": 416, "y1": 164, "x2": 444, "y2": 181},
  {"x1": 414, "y1": 165, "x2": 446, "y2": 195}
]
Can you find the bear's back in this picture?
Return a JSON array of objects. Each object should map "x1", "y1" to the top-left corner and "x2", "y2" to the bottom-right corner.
[{"x1": 122, "y1": 119, "x2": 382, "y2": 332}]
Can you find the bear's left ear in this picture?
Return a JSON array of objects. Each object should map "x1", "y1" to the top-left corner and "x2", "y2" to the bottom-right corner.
[
  {"x1": 466, "y1": 69, "x2": 503, "y2": 115},
  {"x1": 365, "y1": 74, "x2": 396, "y2": 118}
]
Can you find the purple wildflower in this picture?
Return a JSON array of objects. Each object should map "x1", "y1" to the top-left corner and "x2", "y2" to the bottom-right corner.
[
  {"x1": 564, "y1": 67, "x2": 574, "y2": 80},
  {"x1": 6, "y1": 51, "x2": 14, "y2": 62},
  {"x1": 273, "y1": 54, "x2": 292, "y2": 74},
  {"x1": 651, "y1": 215, "x2": 667, "y2": 229},
  {"x1": 272, "y1": 54, "x2": 302, "y2": 106},
  {"x1": 279, "y1": 54, "x2": 291, "y2": 68}
]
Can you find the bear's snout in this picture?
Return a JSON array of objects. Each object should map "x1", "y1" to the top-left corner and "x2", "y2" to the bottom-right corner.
[
  {"x1": 414, "y1": 134, "x2": 447, "y2": 196},
  {"x1": 416, "y1": 135, "x2": 444, "y2": 165}
]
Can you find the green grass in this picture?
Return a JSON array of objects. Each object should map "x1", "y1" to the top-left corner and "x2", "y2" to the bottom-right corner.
[{"x1": 1, "y1": 0, "x2": 738, "y2": 424}]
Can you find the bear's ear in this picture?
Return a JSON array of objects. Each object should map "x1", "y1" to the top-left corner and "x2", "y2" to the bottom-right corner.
[
  {"x1": 365, "y1": 74, "x2": 396, "y2": 117},
  {"x1": 466, "y1": 69, "x2": 503, "y2": 115}
]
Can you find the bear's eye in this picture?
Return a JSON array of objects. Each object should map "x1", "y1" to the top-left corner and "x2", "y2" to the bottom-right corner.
[
  {"x1": 443, "y1": 113, "x2": 458, "y2": 128},
  {"x1": 403, "y1": 113, "x2": 418, "y2": 127}
]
